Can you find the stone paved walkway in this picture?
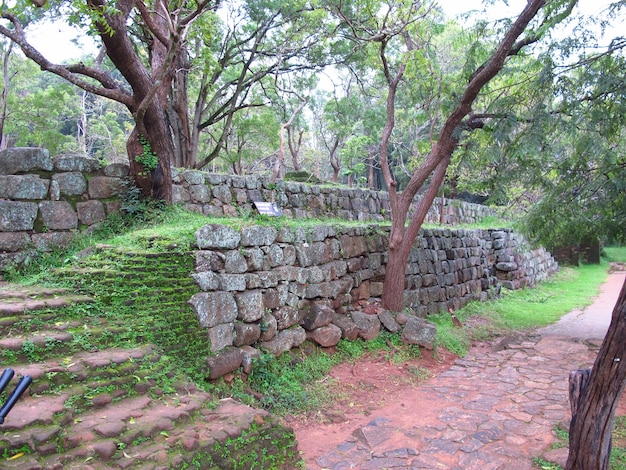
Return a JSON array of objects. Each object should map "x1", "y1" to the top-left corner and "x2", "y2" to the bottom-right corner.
[{"x1": 308, "y1": 270, "x2": 626, "y2": 470}]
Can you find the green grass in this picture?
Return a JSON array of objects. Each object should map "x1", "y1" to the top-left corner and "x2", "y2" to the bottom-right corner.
[
  {"x1": 604, "y1": 245, "x2": 626, "y2": 263},
  {"x1": 430, "y1": 262, "x2": 610, "y2": 355},
  {"x1": 535, "y1": 417, "x2": 626, "y2": 470},
  {"x1": 612, "y1": 416, "x2": 626, "y2": 470},
  {"x1": 215, "y1": 331, "x2": 422, "y2": 415}
]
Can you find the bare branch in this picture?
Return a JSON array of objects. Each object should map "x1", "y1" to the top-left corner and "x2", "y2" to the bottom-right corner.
[{"x1": 0, "y1": 14, "x2": 132, "y2": 105}]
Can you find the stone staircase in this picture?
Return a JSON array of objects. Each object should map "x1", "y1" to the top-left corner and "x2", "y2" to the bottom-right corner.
[{"x1": 0, "y1": 246, "x2": 300, "y2": 469}]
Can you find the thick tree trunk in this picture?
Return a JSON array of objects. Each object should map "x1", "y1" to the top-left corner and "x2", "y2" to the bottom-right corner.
[
  {"x1": 126, "y1": 103, "x2": 173, "y2": 203},
  {"x1": 382, "y1": 233, "x2": 411, "y2": 311},
  {"x1": 382, "y1": 155, "x2": 450, "y2": 311},
  {"x1": 566, "y1": 278, "x2": 626, "y2": 470}
]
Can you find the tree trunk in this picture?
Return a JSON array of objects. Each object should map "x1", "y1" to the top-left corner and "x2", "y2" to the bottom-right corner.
[
  {"x1": 126, "y1": 102, "x2": 173, "y2": 203},
  {"x1": 566, "y1": 277, "x2": 626, "y2": 470},
  {"x1": 0, "y1": 42, "x2": 13, "y2": 150},
  {"x1": 382, "y1": 155, "x2": 450, "y2": 311},
  {"x1": 382, "y1": 237, "x2": 411, "y2": 311},
  {"x1": 329, "y1": 137, "x2": 340, "y2": 183},
  {"x1": 288, "y1": 126, "x2": 304, "y2": 172}
]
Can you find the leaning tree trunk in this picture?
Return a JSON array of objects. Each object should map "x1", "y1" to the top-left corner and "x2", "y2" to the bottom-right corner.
[
  {"x1": 566, "y1": 277, "x2": 626, "y2": 470},
  {"x1": 125, "y1": 95, "x2": 174, "y2": 203}
]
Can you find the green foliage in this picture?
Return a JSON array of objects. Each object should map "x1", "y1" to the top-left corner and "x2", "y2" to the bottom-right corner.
[
  {"x1": 532, "y1": 457, "x2": 562, "y2": 470},
  {"x1": 612, "y1": 416, "x2": 626, "y2": 470},
  {"x1": 176, "y1": 421, "x2": 302, "y2": 469},
  {"x1": 604, "y1": 246, "x2": 626, "y2": 263},
  {"x1": 135, "y1": 135, "x2": 159, "y2": 171}
]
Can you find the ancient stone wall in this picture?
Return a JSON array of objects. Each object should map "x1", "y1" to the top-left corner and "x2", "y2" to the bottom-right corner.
[
  {"x1": 0, "y1": 149, "x2": 498, "y2": 273},
  {"x1": 172, "y1": 169, "x2": 497, "y2": 224},
  {"x1": 188, "y1": 223, "x2": 558, "y2": 373},
  {"x1": 0, "y1": 148, "x2": 128, "y2": 271}
]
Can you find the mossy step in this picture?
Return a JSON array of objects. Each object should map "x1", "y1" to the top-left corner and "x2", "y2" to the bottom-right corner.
[
  {"x1": 0, "y1": 290, "x2": 93, "y2": 317},
  {"x1": 15, "y1": 346, "x2": 158, "y2": 395},
  {"x1": 0, "y1": 283, "x2": 73, "y2": 297},
  {"x1": 2, "y1": 397, "x2": 299, "y2": 470},
  {"x1": 0, "y1": 325, "x2": 141, "y2": 364},
  {"x1": 2, "y1": 387, "x2": 212, "y2": 459},
  {"x1": 0, "y1": 312, "x2": 58, "y2": 333},
  {"x1": 57, "y1": 273, "x2": 196, "y2": 287}
]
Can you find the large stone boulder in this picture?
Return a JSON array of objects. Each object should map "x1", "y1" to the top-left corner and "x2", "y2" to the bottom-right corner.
[
  {"x1": 301, "y1": 304, "x2": 335, "y2": 331},
  {"x1": 307, "y1": 324, "x2": 342, "y2": 347},
  {"x1": 0, "y1": 201, "x2": 38, "y2": 231},
  {"x1": 195, "y1": 224, "x2": 241, "y2": 249},
  {"x1": 206, "y1": 347, "x2": 245, "y2": 380},
  {"x1": 0, "y1": 147, "x2": 52, "y2": 174},
  {"x1": 332, "y1": 313, "x2": 359, "y2": 341},
  {"x1": 351, "y1": 311, "x2": 381, "y2": 341},
  {"x1": 401, "y1": 316, "x2": 437, "y2": 350},
  {"x1": 188, "y1": 292, "x2": 238, "y2": 328}
]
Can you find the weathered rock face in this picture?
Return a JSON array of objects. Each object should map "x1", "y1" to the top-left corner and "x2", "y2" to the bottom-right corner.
[
  {"x1": 190, "y1": 222, "x2": 559, "y2": 378},
  {"x1": 401, "y1": 316, "x2": 437, "y2": 350}
]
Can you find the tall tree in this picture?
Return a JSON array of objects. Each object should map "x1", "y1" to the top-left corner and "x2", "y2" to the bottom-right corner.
[
  {"x1": 0, "y1": 0, "x2": 221, "y2": 201},
  {"x1": 187, "y1": 1, "x2": 344, "y2": 170},
  {"x1": 0, "y1": 0, "x2": 344, "y2": 199},
  {"x1": 329, "y1": 0, "x2": 577, "y2": 311}
]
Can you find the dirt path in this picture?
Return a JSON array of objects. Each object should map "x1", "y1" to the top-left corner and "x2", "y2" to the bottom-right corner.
[{"x1": 288, "y1": 269, "x2": 626, "y2": 470}]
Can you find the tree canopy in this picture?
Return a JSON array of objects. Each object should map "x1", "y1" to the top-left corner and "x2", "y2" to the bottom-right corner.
[{"x1": 0, "y1": 0, "x2": 624, "y2": 249}]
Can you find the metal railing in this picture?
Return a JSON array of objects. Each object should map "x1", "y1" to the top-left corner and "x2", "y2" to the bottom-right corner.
[{"x1": 0, "y1": 369, "x2": 32, "y2": 425}]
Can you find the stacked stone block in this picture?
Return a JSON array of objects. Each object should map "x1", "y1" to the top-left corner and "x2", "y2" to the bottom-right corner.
[
  {"x1": 0, "y1": 148, "x2": 500, "y2": 274},
  {"x1": 171, "y1": 169, "x2": 496, "y2": 224},
  {"x1": 0, "y1": 148, "x2": 126, "y2": 271},
  {"x1": 188, "y1": 223, "x2": 559, "y2": 375}
]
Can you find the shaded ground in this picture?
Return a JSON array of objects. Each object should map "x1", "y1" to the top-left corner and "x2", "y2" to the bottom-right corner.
[{"x1": 289, "y1": 268, "x2": 626, "y2": 470}]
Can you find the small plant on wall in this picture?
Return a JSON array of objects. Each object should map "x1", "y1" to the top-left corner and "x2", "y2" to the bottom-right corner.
[{"x1": 135, "y1": 135, "x2": 159, "y2": 174}]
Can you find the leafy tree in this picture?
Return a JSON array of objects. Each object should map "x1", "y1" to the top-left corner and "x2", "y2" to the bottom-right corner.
[
  {"x1": 0, "y1": 0, "x2": 345, "y2": 201},
  {"x1": 326, "y1": 0, "x2": 578, "y2": 311},
  {"x1": 522, "y1": 51, "x2": 626, "y2": 249},
  {"x1": 219, "y1": 106, "x2": 281, "y2": 175}
]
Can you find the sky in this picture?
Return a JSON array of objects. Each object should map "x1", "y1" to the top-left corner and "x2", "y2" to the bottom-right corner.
[
  {"x1": 27, "y1": 21, "x2": 98, "y2": 63},
  {"x1": 441, "y1": 0, "x2": 614, "y2": 19}
]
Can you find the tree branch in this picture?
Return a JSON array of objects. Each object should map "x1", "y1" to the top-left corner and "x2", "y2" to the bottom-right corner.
[{"x1": 0, "y1": 13, "x2": 133, "y2": 106}]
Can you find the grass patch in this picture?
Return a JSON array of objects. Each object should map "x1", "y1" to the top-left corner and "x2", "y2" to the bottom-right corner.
[
  {"x1": 431, "y1": 263, "x2": 610, "y2": 355},
  {"x1": 612, "y1": 416, "x2": 626, "y2": 470},
  {"x1": 604, "y1": 245, "x2": 626, "y2": 263},
  {"x1": 214, "y1": 331, "x2": 422, "y2": 415},
  {"x1": 535, "y1": 417, "x2": 626, "y2": 469}
]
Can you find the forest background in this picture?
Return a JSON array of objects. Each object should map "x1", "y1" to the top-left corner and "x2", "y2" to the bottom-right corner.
[{"x1": 0, "y1": 0, "x2": 624, "y2": 255}]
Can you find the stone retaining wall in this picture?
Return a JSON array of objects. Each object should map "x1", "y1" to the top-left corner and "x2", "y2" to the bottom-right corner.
[
  {"x1": 0, "y1": 148, "x2": 128, "y2": 271},
  {"x1": 188, "y1": 223, "x2": 558, "y2": 375},
  {"x1": 0, "y1": 148, "x2": 498, "y2": 273},
  {"x1": 172, "y1": 169, "x2": 497, "y2": 224}
]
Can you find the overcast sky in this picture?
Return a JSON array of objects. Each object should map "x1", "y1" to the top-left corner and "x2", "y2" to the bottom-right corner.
[{"x1": 441, "y1": 0, "x2": 615, "y2": 19}]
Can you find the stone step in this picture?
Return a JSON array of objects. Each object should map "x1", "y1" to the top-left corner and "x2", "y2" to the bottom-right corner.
[
  {"x1": 0, "y1": 247, "x2": 300, "y2": 469},
  {"x1": 0, "y1": 324, "x2": 133, "y2": 362},
  {"x1": 0, "y1": 312, "x2": 58, "y2": 333},
  {"x1": 11, "y1": 345, "x2": 158, "y2": 396},
  {"x1": 0, "y1": 286, "x2": 93, "y2": 318},
  {"x1": 1, "y1": 390, "x2": 298, "y2": 470}
]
